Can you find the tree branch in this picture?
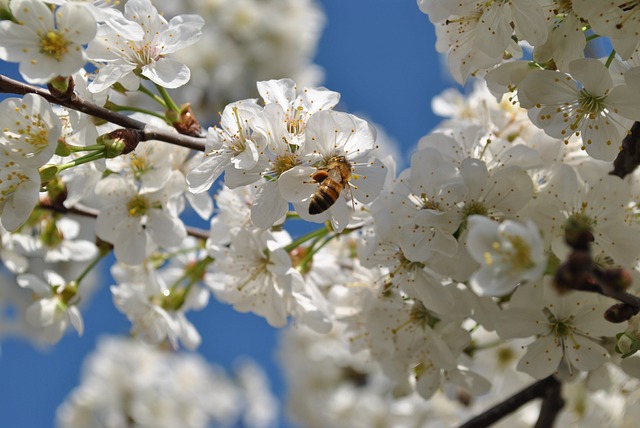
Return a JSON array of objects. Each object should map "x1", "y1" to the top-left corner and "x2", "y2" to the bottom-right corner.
[
  {"x1": 611, "y1": 121, "x2": 640, "y2": 179},
  {"x1": 458, "y1": 376, "x2": 561, "y2": 428},
  {"x1": 534, "y1": 378, "x2": 564, "y2": 428},
  {"x1": 0, "y1": 74, "x2": 206, "y2": 152}
]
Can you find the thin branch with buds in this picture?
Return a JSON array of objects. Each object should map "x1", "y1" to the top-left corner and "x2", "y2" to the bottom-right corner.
[{"x1": 0, "y1": 74, "x2": 206, "y2": 152}]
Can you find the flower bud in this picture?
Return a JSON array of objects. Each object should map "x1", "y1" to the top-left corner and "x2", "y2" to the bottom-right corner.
[
  {"x1": 0, "y1": 2, "x2": 13, "y2": 21},
  {"x1": 616, "y1": 331, "x2": 640, "y2": 357},
  {"x1": 602, "y1": 268, "x2": 633, "y2": 291},
  {"x1": 169, "y1": 103, "x2": 204, "y2": 137},
  {"x1": 98, "y1": 128, "x2": 140, "y2": 157},
  {"x1": 605, "y1": 303, "x2": 639, "y2": 323},
  {"x1": 564, "y1": 214, "x2": 594, "y2": 250},
  {"x1": 552, "y1": 250, "x2": 597, "y2": 294},
  {"x1": 47, "y1": 76, "x2": 75, "y2": 100}
]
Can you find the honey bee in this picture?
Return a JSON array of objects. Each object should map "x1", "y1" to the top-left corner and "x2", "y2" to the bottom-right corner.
[{"x1": 308, "y1": 155, "x2": 353, "y2": 215}]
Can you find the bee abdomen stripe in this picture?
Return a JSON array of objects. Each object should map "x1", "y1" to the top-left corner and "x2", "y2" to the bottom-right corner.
[{"x1": 309, "y1": 184, "x2": 340, "y2": 214}]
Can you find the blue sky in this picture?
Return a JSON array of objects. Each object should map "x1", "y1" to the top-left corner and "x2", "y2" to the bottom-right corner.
[{"x1": 0, "y1": 2, "x2": 452, "y2": 427}]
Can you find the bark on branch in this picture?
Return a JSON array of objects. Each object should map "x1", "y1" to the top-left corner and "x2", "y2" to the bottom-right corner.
[{"x1": 0, "y1": 74, "x2": 206, "y2": 152}]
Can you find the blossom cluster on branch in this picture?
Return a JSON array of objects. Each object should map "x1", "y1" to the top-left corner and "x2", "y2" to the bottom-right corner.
[{"x1": 2, "y1": 0, "x2": 640, "y2": 427}]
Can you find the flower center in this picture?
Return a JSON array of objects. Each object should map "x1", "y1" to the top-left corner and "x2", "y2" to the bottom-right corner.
[
  {"x1": 272, "y1": 153, "x2": 299, "y2": 177},
  {"x1": 409, "y1": 192, "x2": 441, "y2": 211},
  {"x1": 286, "y1": 106, "x2": 307, "y2": 137},
  {"x1": 40, "y1": 31, "x2": 70, "y2": 61},
  {"x1": 462, "y1": 200, "x2": 489, "y2": 218},
  {"x1": 487, "y1": 232, "x2": 534, "y2": 271},
  {"x1": 577, "y1": 88, "x2": 606, "y2": 116},
  {"x1": 130, "y1": 155, "x2": 150, "y2": 180},
  {"x1": 126, "y1": 195, "x2": 150, "y2": 218},
  {"x1": 543, "y1": 307, "x2": 574, "y2": 338},
  {"x1": 409, "y1": 300, "x2": 440, "y2": 329},
  {"x1": 125, "y1": 40, "x2": 162, "y2": 66}
]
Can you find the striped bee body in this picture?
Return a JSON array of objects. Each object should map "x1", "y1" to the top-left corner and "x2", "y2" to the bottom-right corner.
[{"x1": 308, "y1": 156, "x2": 352, "y2": 215}]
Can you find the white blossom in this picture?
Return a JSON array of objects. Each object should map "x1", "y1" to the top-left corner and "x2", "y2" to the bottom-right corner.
[
  {"x1": 467, "y1": 216, "x2": 547, "y2": 297},
  {"x1": 0, "y1": 147, "x2": 41, "y2": 232},
  {"x1": 498, "y1": 279, "x2": 622, "y2": 379},
  {"x1": 17, "y1": 270, "x2": 83, "y2": 344},
  {"x1": 209, "y1": 228, "x2": 331, "y2": 332},
  {"x1": 518, "y1": 58, "x2": 640, "y2": 161},
  {"x1": 86, "y1": 0, "x2": 204, "y2": 92},
  {"x1": 0, "y1": 93, "x2": 62, "y2": 168},
  {"x1": 94, "y1": 171, "x2": 187, "y2": 265},
  {"x1": 57, "y1": 336, "x2": 277, "y2": 428},
  {"x1": 186, "y1": 100, "x2": 264, "y2": 193},
  {"x1": 0, "y1": 0, "x2": 96, "y2": 84},
  {"x1": 278, "y1": 110, "x2": 387, "y2": 232}
]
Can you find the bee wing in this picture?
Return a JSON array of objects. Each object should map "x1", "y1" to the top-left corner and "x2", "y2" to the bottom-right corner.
[{"x1": 327, "y1": 168, "x2": 344, "y2": 184}]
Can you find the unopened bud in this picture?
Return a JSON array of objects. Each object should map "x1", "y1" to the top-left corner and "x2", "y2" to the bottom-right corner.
[
  {"x1": 98, "y1": 128, "x2": 140, "y2": 157},
  {"x1": 161, "y1": 287, "x2": 187, "y2": 311},
  {"x1": 605, "y1": 303, "x2": 640, "y2": 323},
  {"x1": 602, "y1": 268, "x2": 633, "y2": 291},
  {"x1": 553, "y1": 251, "x2": 597, "y2": 294},
  {"x1": 564, "y1": 214, "x2": 594, "y2": 250},
  {"x1": 616, "y1": 331, "x2": 640, "y2": 358},
  {"x1": 0, "y1": 1, "x2": 11, "y2": 17},
  {"x1": 169, "y1": 103, "x2": 204, "y2": 137},
  {"x1": 47, "y1": 76, "x2": 75, "y2": 100}
]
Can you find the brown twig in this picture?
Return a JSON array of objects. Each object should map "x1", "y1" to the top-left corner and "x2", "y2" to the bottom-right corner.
[
  {"x1": 534, "y1": 377, "x2": 564, "y2": 428},
  {"x1": 598, "y1": 279, "x2": 640, "y2": 309},
  {"x1": 611, "y1": 121, "x2": 640, "y2": 178},
  {"x1": 458, "y1": 376, "x2": 561, "y2": 428},
  {"x1": 0, "y1": 73, "x2": 206, "y2": 152}
]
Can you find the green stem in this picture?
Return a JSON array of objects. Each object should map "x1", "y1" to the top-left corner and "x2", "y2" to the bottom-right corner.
[
  {"x1": 585, "y1": 33, "x2": 600, "y2": 42},
  {"x1": 66, "y1": 143, "x2": 105, "y2": 152},
  {"x1": 138, "y1": 84, "x2": 167, "y2": 108},
  {"x1": 604, "y1": 49, "x2": 617, "y2": 68},
  {"x1": 284, "y1": 227, "x2": 330, "y2": 253},
  {"x1": 154, "y1": 83, "x2": 180, "y2": 113},
  {"x1": 169, "y1": 255, "x2": 214, "y2": 293},
  {"x1": 108, "y1": 103, "x2": 168, "y2": 121},
  {"x1": 299, "y1": 236, "x2": 332, "y2": 272},
  {"x1": 75, "y1": 248, "x2": 110, "y2": 287},
  {"x1": 55, "y1": 150, "x2": 105, "y2": 172},
  {"x1": 299, "y1": 225, "x2": 362, "y2": 269}
]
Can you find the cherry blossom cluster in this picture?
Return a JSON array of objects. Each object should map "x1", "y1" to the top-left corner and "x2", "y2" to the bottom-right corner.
[
  {"x1": 2, "y1": 0, "x2": 640, "y2": 427},
  {"x1": 420, "y1": 0, "x2": 640, "y2": 161},
  {"x1": 56, "y1": 336, "x2": 277, "y2": 428},
  {"x1": 274, "y1": 81, "x2": 640, "y2": 424},
  {"x1": 150, "y1": 0, "x2": 326, "y2": 116}
]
